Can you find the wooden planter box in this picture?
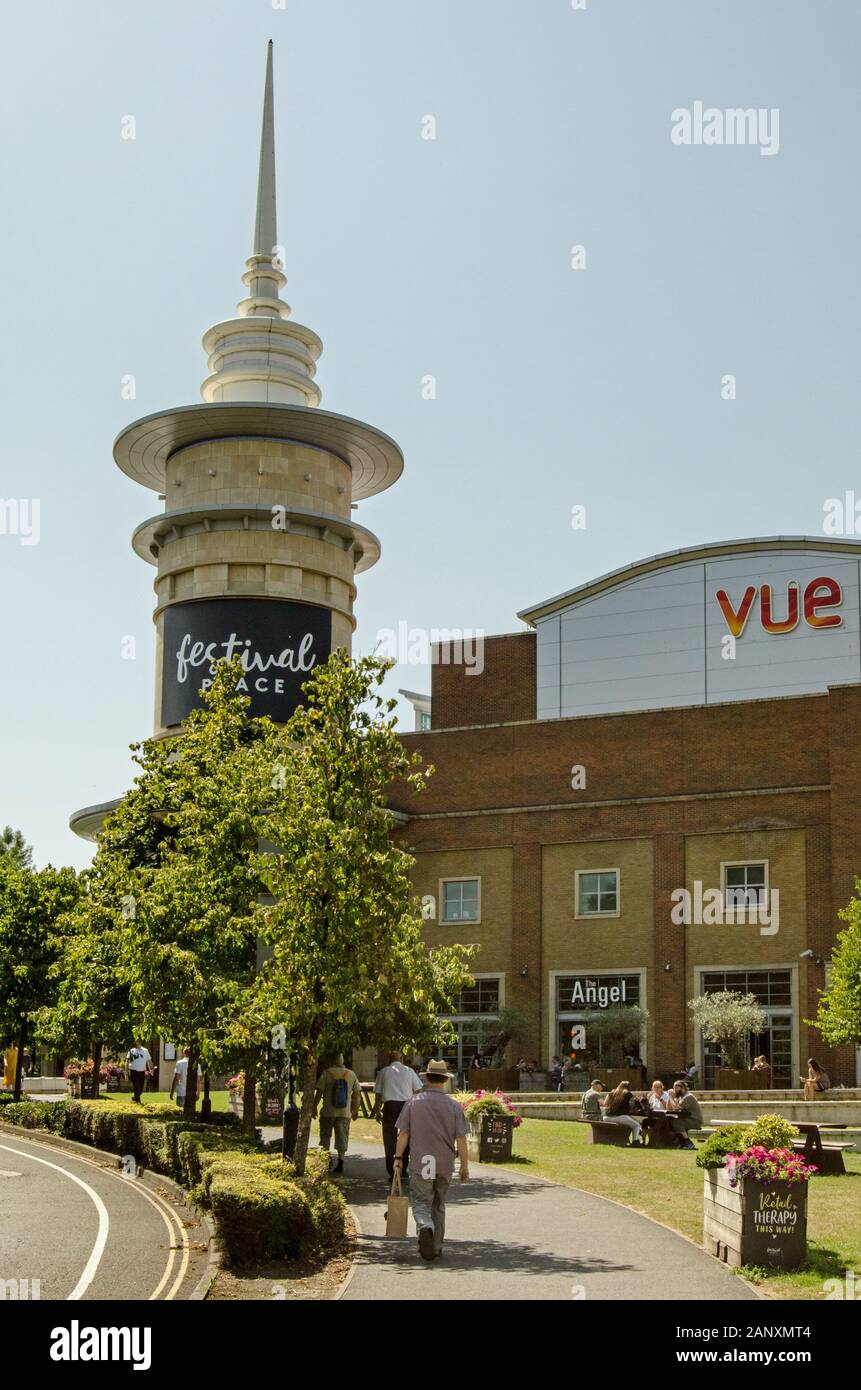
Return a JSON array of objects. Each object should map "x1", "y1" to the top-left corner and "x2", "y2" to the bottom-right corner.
[
  {"x1": 703, "y1": 1168, "x2": 808, "y2": 1270},
  {"x1": 468, "y1": 1067, "x2": 520, "y2": 1094},
  {"x1": 467, "y1": 1113, "x2": 515, "y2": 1163},
  {"x1": 714, "y1": 1068, "x2": 768, "y2": 1090},
  {"x1": 518, "y1": 1072, "x2": 548, "y2": 1092}
]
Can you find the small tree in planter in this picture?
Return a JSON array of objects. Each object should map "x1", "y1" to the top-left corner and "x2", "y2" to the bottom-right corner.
[
  {"x1": 578, "y1": 1005, "x2": 648, "y2": 1084},
  {"x1": 688, "y1": 991, "x2": 766, "y2": 1085}
]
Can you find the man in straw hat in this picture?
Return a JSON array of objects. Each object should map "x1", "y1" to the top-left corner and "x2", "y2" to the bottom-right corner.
[{"x1": 393, "y1": 1058, "x2": 470, "y2": 1261}]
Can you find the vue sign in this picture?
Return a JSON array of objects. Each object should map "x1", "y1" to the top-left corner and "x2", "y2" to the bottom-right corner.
[{"x1": 715, "y1": 576, "x2": 843, "y2": 638}]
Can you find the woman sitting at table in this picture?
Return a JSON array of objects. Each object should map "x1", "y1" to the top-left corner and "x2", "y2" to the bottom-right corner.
[
  {"x1": 648, "y1": 1080, "x2": 670, "y2": 1111},
  {"x1": 602, "y1": 1080, "x2": 642, "y2": 1145}
]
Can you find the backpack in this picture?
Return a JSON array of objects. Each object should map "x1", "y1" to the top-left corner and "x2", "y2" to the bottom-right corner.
[{"x1": 331, "y1": 1071, "x2": 350, "y2": 1109}]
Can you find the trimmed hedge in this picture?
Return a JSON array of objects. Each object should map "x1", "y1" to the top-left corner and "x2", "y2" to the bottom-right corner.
[{"x1": 0, "y1": 1099, "x2": 346, "y2": 1268}]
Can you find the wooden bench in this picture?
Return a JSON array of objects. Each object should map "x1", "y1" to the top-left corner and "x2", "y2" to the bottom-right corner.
[
  {"x1": 792, "y1": 1123, "x2": 851, "y2": 1176},
  {"x1": 586, "y1": 1119, "x2": 633, "y2": 1146}
]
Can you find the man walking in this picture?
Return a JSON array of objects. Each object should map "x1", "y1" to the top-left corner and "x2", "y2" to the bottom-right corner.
[
  {"x1": 126, "y1": 1040, "x2": 152, "y2": 1104},
  {"x1": 314, "y1": 1054, "x2": 361, "y2": 1174},
  {"x1": 393, "y1": 1059, "x2": 470, "y2": 1262},
  {"x1": 373, "y1": 1050, "x2": 423, "y2": 1178}
]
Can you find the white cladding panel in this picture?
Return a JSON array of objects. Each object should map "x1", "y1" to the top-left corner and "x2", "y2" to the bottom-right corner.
[{"x1": 536, "y1": 549, "x2": 861, "y2": 718}]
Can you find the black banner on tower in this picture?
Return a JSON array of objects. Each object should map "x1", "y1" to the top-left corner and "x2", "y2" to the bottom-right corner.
[{"x1": 161, "y1": 597, "x2": 333, "y2": 726}]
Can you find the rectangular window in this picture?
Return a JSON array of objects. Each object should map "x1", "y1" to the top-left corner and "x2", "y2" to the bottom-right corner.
[
  {"x1": 722, "y1": 861, "x2": 767, "y2": 916},
  {"x1": 441, "y1": 877, "x2": 480, "y2": 923},
  {"x1": 419, "y1": 711, "x2": 431, "y2": 731},
  {"x1": 575, "y1": 869, "x2": 619, "y2": 917}
]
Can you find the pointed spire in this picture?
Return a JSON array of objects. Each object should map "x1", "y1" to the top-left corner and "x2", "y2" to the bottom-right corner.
[
  {"x1": 199, "y1": 41, "x2": 324, "y2": 405},
  {"x1": 252, "y1": 41, "x2": 277, "y2": 260}
]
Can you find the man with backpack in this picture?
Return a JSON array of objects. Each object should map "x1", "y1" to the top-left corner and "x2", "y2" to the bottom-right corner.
[{"x1": 313, "y1": 1054, "x2": 361, "y2": 1174}]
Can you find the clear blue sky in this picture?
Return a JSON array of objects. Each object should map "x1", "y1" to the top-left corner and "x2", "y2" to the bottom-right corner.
[{"x1": 1, "y1": 0, "x2": 859, "y2": 868}]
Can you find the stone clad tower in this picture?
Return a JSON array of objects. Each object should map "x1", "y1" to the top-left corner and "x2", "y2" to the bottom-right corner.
[
  {"x1": 72, "y1": 43, "x2": 401, "y2": 837},
  {"x1": 118, "y1": 40, "x2": 401, "y2": 736}
]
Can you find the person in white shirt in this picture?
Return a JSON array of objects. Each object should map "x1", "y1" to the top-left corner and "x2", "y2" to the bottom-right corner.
[
  {"x1": 126, "y1": 1041, "x2": 152, "y2": 1104},
  {"x1": 373, "y1": 1051, "x2": 424, "y2": 1177},
  {"x1": 170, "y1": 1048, "x2": 202, "y2": 1109},
  {"x1": 648, "y1": 1080, "x2": 670, "y2": 1111}
]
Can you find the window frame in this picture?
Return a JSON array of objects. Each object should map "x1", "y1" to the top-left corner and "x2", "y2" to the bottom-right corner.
[
  {"x1": 720, "y1": 859, "x2": 769, "y2": 923},
  {"x1": 574, "y1": 867, "x2": 621, "y2": 920},
  {"x1": 438, "y1": 875, "x2": 482, "y2": 925}
]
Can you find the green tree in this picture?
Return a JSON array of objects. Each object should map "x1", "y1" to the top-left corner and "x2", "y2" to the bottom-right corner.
[
  {"x1": 687, "y1": 991, "x2": 766, "y2": 1070},
  {"x1": 810, "y1": 888, "x2": 861, "y2": 1048},
  {"x1": 35, "y1": 870, "x2": 135, "y2": 1099},
  {"x1": 0, "y1": 863, "x2": 80, "y2": 1099},
  {"x1": 226, "y1": 651, "x2": 474, "y2": 1174},
  {"x1": 112, "y1": 659, "x2": 264, "y2": 1124},
  {"x1": 0, "y1": 826, "x2": 33, "y2": 871}
]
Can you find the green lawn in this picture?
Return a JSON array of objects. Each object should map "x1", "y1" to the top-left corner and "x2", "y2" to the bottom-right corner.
[{"x1": 348, "y1": 1114, "x2": 861, "y2": 1300}]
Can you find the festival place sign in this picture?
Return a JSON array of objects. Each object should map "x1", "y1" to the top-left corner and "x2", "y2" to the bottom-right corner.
[{"x1": 161, "y1": 597, "x2": 332, "y2": 726}]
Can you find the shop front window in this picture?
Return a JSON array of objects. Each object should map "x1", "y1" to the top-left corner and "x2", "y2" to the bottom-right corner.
[
  {"x1": 700, "y1": 969, "x2": 793, "y2": 1088},
  {"x1": 556, "y1": 972, "x2": 643, "y2": 1071}
]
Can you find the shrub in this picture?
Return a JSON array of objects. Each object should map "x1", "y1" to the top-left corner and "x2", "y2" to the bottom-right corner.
[
  {"x1": 0, "y1": 1097, "x2": 343, "y2": 1267},
  {"x1": 747, "y1": 1114, "x2": 800, "y2": 1150},
  {"x1": 207, "y1": 1163, "x2": 316, "y2": 1266},
  {"x1": 696, "y1": 1126, "x2": 750, "y2": 1170}
]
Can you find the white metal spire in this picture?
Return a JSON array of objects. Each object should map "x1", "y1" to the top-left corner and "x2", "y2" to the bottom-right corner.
[{"x1": 199, "y1": 41, "x2": 323, "y2": 405}]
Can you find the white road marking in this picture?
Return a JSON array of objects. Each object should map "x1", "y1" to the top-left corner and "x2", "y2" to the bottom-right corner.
[
  {"x1": 0, "y1": 1169, "x2": 23, "y2": 1177},
  {"x1": 0, "y1": 1142, "x2": 109, "y2": 1300},
  {"x1": 1, "y1": 1134, "x2": 192, "y2": 1299}
]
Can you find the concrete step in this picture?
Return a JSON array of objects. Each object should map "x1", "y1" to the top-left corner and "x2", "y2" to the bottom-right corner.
[
  {"x1": 511, "y1": 1098, "x2": 861, "y2": 1129},
  {"x1": 509, "y1": 1088, "x2": 861, "y2": 1103}
]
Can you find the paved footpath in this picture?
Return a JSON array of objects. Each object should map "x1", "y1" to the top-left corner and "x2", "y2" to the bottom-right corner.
[{"x1": 332, "y1": 1139, "x2": 759, "y2": 1302}]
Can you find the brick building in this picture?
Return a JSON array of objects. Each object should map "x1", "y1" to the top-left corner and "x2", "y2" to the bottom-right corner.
[{"x1": 391, "y1": 537, "x2": 861, "y2": 1088}]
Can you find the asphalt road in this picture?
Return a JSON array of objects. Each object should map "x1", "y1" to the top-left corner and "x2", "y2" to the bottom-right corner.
[{"x1": 0, "y1": 1132, "x2": 209, "y2": 1300}]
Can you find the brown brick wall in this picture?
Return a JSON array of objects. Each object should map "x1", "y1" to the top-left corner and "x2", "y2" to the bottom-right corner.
[
  {"x1": 392, "y1": 683, "x2": 861, "y2": 1084},
  {"x1": 431, "y1": 632, "x2": 536, "y2": 729}
]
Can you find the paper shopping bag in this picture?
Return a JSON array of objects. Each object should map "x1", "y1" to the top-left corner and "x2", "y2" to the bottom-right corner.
[{"x1": 385, "y1": 1170, "x2": 410, "y2": 1238}]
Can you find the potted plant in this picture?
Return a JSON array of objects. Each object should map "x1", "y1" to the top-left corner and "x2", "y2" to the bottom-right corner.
[
  {"x1": 688, "y1": 991, "x2": 767, "y2": 1088},
  {"x1": 458, "y1": 1089, "x2": 521, "y2": 1162},
  {"x1": 578, "y1": 1005, "x2": 649, "y2": 1090},
  {"x1": 699, "y1": 1114, "x2": 815, "y2": 1270}
]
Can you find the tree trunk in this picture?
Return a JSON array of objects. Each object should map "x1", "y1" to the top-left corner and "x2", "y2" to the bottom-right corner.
[
  {"x1": 13, "y1": 1026, "x2": 25, "y2": 1102},
  {"x1": 242, "y1": 1052, "x2": 257, "y2": 1138},
  {"x1": 182, "y1": 1044, "x2": 200, "y2": 1120},
  {"x1": 292, "y1": 1057, "x2": 319, "y2": 1176},
  {"x1": 91, "y1": 1040, "x2": 103, "y2": 1100},
  {"x1": 201, "y1": 1070, "x2": 211, "y2": 1119}
]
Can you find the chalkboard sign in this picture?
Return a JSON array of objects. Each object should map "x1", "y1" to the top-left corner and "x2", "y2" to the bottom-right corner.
[
  {"x1": 479, "y1": 1114, "x2": 515, "y2": 1162},
  {"x1": 741, "y1": 1180, "x2": 808, "y2": 1271}
]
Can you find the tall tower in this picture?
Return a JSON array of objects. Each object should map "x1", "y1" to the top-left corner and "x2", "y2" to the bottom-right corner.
[
  {"x1": 118, "y1": 41, "x2": 401, "y2": 736},
  {"x1": 71, "y1": 43, "x2": 401, "y2": 838}
]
